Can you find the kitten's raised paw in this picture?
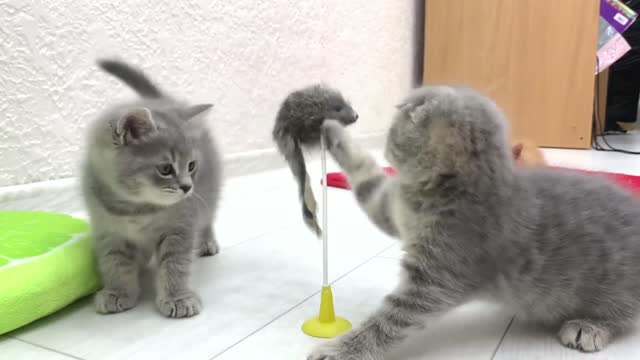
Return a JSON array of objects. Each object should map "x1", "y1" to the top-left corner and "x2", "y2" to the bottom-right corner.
[
  {"x1": 558, "y1": 319, "x2": 611, "y2": 352},
  {"x1": 321, "y1": 120, "x2": 347, "y2": 151},
  {"x1": 156, "y1": 291, "x2": 202, "y2": 318},
  {"x1": 95, "y1": 289, "x2": 137, "y2": 314}
]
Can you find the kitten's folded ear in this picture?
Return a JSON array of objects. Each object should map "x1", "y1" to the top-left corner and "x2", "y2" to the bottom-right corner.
[
  {"x1": 114, "y1": 108, "x2": 156, "y2": 145},
  {"x1": 395, "y1": 102, "x2": 418, "y2": 123},
  {"x1": 395, "y1": 103, "x2": 411, "y2": 111}
]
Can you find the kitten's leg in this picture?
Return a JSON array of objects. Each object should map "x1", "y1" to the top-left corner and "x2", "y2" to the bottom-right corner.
[
  {"x1": 321, "y1": 120, "x2": 399, "y2": 237},
  {"x1": 155, "y1": 233, "x2": 202, "y2": 318},
  {"x1": 308, "y1": 261, "x2": 467, "y2": 360},
  {"x1": 558, "y1": 319, "x2": 619, "y2": 352},
  {"x1": 94, "y1": 238, "x2": 141, "y2": 314},
  {"x1": 198, "y1": 224, "x2": 219, "y2": 257}
]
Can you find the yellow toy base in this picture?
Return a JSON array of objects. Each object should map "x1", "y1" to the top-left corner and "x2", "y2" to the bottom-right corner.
[
  {"x1": 302, "y1": 286, "x2": 352, "y2": 338},
  {"x1": 302, "y1": 316, "x2": 352, "y2": 339}
]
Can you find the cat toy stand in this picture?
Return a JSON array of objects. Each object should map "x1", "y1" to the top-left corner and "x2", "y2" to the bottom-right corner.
[{"x1": 302, "y1": 136, "x2": 352, "y2": 338}]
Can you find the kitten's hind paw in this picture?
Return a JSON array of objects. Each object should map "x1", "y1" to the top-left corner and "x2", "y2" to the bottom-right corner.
[
  {"x1": 95, "y1": 289, "x2": 138, "y2": 314},
  {"x1": 558, "y1": 319, "x2": 611, "y2": 352},
  {"x1": 156, "y1": 291, "x2": 202, "y2": 318}
]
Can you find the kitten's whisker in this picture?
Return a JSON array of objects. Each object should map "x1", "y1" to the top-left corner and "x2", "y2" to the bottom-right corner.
[{"x1": 193, "y1": 191, "x2": 207, "y2": 209}]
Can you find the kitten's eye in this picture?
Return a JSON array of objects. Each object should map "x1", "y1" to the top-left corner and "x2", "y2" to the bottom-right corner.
[
  {"x1": 188, "y1": 161, "x2": 197, "y2": 172},
  {"x1": 333, "y1": 105, "x2": 343, "y2": 112},
  {"x1": 157, "y1": 164, "x2": 174, "y2": 177}
]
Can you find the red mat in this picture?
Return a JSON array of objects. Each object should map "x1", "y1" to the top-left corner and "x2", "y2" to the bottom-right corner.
[{"x1": 323, "y1": 166, "x2": 640, "y2": 195}]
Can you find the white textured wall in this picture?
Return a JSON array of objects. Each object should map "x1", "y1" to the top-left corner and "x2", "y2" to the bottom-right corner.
[{"x1": 0, "y1": 0, "x2": 418, "y2": 187}]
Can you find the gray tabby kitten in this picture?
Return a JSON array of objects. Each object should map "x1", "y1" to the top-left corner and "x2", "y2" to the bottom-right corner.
[
  {"x1": 272, "y1": 84, "x2": 358, "y2": 235},
  {"x1": 82, "y1": 59, "x2": 221, "y2": 318},
  {"x1": 309, "y1": 85, "x2": 640, "y2": 359}
]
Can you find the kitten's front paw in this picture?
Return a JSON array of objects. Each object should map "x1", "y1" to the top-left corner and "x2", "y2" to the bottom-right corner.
[
  {"x1": 321, "y1": 120, "x2": 348, "y2": 152},
  {"x1": 95, "y1": 289, "x2": 138, "y2": 314},
  {"x1": 156, "y1": 291, "x2": 202, "y2": 318},
  {"x1": 307, "y1": 339, "x2": 360, "y2": 360},
  {"x1": 198, "y1": 237, "x2": 219, "y2": 257},
  {"x1": 558, "y1": 319, "x2": 611, "y2": 352}
]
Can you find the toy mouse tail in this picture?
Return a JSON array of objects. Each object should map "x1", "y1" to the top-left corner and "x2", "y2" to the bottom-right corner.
[{"x1": 278, "y1": 135, "x2": 321, "y2": 236}]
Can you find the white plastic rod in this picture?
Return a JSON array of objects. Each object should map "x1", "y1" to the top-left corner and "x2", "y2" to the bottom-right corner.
[{"x1": 320, "y1": 135, "x2": 329, "y2": 287}]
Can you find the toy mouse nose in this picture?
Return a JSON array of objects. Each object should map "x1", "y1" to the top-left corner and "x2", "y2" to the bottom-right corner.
[
  {"x1": 180, "y1": 185, "x2": 192, "y2": 193},
  {"x1": 354, "y1": 113, "x2": 359, "y2": 120}
]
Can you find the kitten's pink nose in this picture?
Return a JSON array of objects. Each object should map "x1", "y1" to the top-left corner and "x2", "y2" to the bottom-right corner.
[{"x1": 180, "y1": 185, "x2": 192, "y2": 193}]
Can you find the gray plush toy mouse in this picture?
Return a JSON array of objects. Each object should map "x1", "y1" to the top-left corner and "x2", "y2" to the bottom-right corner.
[{"x1": 272, "y1": 84, "x2": 358, "y2": 236}]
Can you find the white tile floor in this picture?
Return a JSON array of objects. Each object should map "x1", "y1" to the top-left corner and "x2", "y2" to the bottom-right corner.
[{"x1": 4, "y1": 134, "x2": 640, "y2": 360}]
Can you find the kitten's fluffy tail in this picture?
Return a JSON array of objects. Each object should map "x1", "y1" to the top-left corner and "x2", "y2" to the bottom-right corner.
[{"x1": 97, "y1": 59, "x2": 163, "y2": 98}]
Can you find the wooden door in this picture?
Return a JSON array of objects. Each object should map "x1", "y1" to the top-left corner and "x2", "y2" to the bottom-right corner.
[{"x1": 424, "y1": 0, "x2": 600, "y2": 148}]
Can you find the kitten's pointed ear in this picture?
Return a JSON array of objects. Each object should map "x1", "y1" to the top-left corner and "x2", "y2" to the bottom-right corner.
[
  {"x1": 512, "y1": 142, "x2": 524, "y2": 159},
  {"x1": 114, "y1": 108, "x2": 156, "y2": 145},
  {"x1": 184, "y1": 104, "x2": 213, "y2": 122},
  {"x1": 183, "y1": 104, "x2": 213, "y2": 138}
]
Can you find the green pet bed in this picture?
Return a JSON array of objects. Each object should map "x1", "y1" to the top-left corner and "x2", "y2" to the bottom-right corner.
[{"x1": 0, "y1": 211, "x2": 100, "y2": 335}]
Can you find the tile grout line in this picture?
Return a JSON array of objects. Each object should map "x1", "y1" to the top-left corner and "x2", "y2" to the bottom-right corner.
[
  {"x1": 208, "y1": 243, "x2": 396, "y2": 360},
  {"x1": 376, "y1": 252, "x2": 516, "y2": 360},
  {"x1": 220, "y1": 223, "x2": 290, "y2": 251},
  {"x1": 375, "y1": 255, "x2": 403, "y2": 261},
  {"x1": 215, "y1": 181, "x2": 294, "y2": 250},
  {"x1": 489, "y1": 315, "x2": 515, "y2": 360},
  {"x1": 209, "y1": 289, "x2": 322, "y2": 360},
  {"x1": 9, "y1": 336, "x2": 86, "y2": 360}
]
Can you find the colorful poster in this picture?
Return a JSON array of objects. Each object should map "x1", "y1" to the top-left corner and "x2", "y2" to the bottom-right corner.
[
  {"x1": 597, "y1": 32, "x2": 632, "y2": 73},
  {"x1": 596, "y1": 0, "x2": 638, "y2": 73}
]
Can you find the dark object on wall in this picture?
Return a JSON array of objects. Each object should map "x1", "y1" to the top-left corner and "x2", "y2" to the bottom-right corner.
[
  {"x1": 413, "y1": 0, "x2": 425, "y2": 86},
  {"x1": 605, "y1": 0, "x2": 640, "y2": 132}
]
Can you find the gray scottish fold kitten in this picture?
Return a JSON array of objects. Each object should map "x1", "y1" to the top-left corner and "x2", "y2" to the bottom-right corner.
[
  {"x1": 81, "y1": 59, "x2": 221, "y2": 318},
  {"x1": 309, "y1": 85, "x2": 640, "y2": 359}
]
